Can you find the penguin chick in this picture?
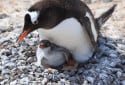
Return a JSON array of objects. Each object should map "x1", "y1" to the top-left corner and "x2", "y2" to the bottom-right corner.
[{"x1": 35, "y1": 40, "x2": 73, "y2": 68}]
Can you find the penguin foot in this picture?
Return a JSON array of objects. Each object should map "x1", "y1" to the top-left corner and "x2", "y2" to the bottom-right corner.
[
  {"x1": 62, "y1": 63, "x2": 79, "y2": 70},
  {"x1": 67, "y1": 58, "x2": 75, "y2": 65},
  {"x1": 44, "y1": 67, "x2": 57, "y2": 73}
]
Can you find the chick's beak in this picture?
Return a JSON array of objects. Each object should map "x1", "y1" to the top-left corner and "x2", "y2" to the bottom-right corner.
[
  {"x1": 39, "y1": 45, "x2": 45, "y2": 48},
  {"x1": 17, "y1": 29, "x2": 30, "y2": 42}
]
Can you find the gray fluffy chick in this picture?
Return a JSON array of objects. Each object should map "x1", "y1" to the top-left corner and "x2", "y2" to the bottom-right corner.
[{"x1": 35, "y1": 40, "x2": 72, "y2": 68}]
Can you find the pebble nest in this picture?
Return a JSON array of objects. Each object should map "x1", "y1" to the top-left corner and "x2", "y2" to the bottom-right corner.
[{"x1": 1, "y1": 0, "x2": 125, "y2": 85}]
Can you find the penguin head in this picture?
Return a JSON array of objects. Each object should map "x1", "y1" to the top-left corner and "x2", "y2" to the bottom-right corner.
[
  {"x1": 17, "y1": 0, "x2": 67, "y2": 42},
  {"x1": 39, "y1": 40, "x2": 51, "y2": 49}
]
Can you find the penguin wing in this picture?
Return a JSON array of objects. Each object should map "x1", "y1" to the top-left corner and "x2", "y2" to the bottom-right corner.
[{"x1": 81, "y1": 16, "x2": 97, "y2": 48}]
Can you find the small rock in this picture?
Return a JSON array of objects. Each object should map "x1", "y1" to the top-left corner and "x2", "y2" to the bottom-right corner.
[
  {"x1": 82, "y1": 80, "x2": 89, "y2": 85},
  {"x1": 19, "y1": 77, "x2": 29, "y2": 85},
  {"x1": 84, "y1": 0, "x2": 91, "y2": 4},
  {"x1": 109, "y1": 53, "x2": 117, "y2": 58},
  {"x1": 99, "y1": 73, "x2": 108, "y2": 79},
  {"x1": 1, "y1": 48, "x2": 12, "y2": 56},
  {"x1": 46, "y1": 74, "x2": 53, "y2": 80},
  {"x1": 59, "y1": 73, "x2": 65, "y2": 78},
  {"x1": 0, "y1": 13, "x2": 9, "y2": 19},
  {"x1": 69, "y1": 70, "x2": 76, "y2": 76},
  {"x1": 42, "y1": 78, "x2": 48, "y2": 85},
  {"x1": 0, "y1": 79, "x2": 8, "y2": 85},
  {"x1": 120, "y1": 74, "x2": 125, "y2": 80},
  {"x1": 117, "y1": 71, "x2": 122, "y2": 78},
  {"x1": 86, "y1": 76, "x2": 94, "y2": 84},
  {"x1": 1, "y1": 55, "x2": 9, "y2": 60},
  {"x1": 102, "y1": 0, "x2": 112, "y2": 3},
  {"x1": 69, "y1": 77, "x2": 76, "y2": 82},
  {"x1": 11, "y1": 47, "x2": 18, "y2": 55},
  {"x1": 27, "y1": 57, "x2": 34, "y2": 64},
  {"x1": 121, "y1": 80, "x2": 125, "y2": 85},
  {"x1": 10, "y1": 80, "x2": 17, "y2": 85},
  {"x1": 0, "y1": 38, "x2": 12, "y2": 45},
  {"x1": 110, "y1": 62, "x2": 117, "y2": 67},
  {"x1": 58, "y1": 81, "x2": 65, "y2": 85},
  {"x1": 2, "y1": 69, "x2": 10, "y2": 75},
  {"x1": 52, "y1": 75, "x2": 60, "y2": 82}
]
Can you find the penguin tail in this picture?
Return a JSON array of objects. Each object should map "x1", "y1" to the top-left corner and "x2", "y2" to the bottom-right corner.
[{"x1": 96, "y1": 4, "x2": 117, "y2": 29}]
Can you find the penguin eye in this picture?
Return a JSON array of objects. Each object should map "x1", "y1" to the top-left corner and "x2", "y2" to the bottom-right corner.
[
  {"x1": 33, "y1": 20, "x2": 38, "y2": 25},
  {"x1": 46, "y1": 42, "x2": 51, "y2": 47},
  {"x1": 47, "y1": 43, "x2": 50, "y2": 47}
]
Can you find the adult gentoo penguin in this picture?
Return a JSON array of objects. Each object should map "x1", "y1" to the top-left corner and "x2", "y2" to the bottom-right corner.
[
  {"x1": 18, "y1": 0, "x2": 116, "y2": 63},
  {"x1": 36, "y1": 40, "x2": 72, "y2": 67}
]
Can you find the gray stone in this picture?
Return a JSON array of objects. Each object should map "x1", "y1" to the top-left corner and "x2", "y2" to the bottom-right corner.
[
  {"x1": 19, "y1": 77, "x2": 29, "y2": 85},
  {"x1": 0, "y1": 13, "x2": 9, "y2": 19},
  {"x1": 52, "y1": 75, "x2": 60, "y2": 82},
  {"x1": 99, "y1": 73, "x2": 108, "y2": 79},
  {"x1": 121, "y1": 80, "x2": 125, "y2": 85},
  {"x1": 11, "y1": 47, "x2": 18, "y2": 55},
  {"x1": 102, "y1": 0, "x2": 112, "y2": 3},
  {"x1": 69, "y1": 77, "x2": 76, "y2": 82},
  {"x1": 42, "y1": 78, "x2": 48, "y2": 85},
  {"x1": 86, "y1": 76, "x2": 94, "y2": 84},
  {"x1": 84, "y1": 0, "x2": 91, "y2": 4}
]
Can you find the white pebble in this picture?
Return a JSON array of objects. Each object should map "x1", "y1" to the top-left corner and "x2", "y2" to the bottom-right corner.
[
  {"x1": 86, "y1": 76, "x2": 94, "y2": 84},
  {"x1": 121, "y1": 80, "x2": 125, "y2": 85},
  {"x1": 42, "y1": 78, "x2": 48, "y2": 85}
]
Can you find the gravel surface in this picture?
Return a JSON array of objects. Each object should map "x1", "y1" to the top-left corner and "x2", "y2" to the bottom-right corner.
[{"x1": 0, "y1": 0, "x2": 125, "y2": 85}]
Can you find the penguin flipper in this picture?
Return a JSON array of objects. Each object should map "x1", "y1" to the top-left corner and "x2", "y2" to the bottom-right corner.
[
  {"x1": 81, "y1": 16, "x2": 97, "y2": 48},
  {"x1": 96, "y1": 4, "x2": 117, "y2": 29}
]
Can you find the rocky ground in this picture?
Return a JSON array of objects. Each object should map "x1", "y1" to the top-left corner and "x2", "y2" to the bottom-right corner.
[{"x1": 0, "y1": 0, "x2": 125, "y2": 85}]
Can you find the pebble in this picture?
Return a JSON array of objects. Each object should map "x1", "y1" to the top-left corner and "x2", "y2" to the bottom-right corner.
[
  {"x1": 86, "y1": 76, "x2": 94, "y2": 84},
  {"x1": 42, "y1": 78, "x2": 48, "y2": 85},
  {"x1": 0, "y1": 38, "x2": 12, "y2": 45},
  {"x1": 11, "y1": 47, "x2": 18, "y2": 55},
  {"x1": 1, "y1": 49, "x2": 12, "y2": 57},
  {"x1": 68, "y1": 76, "x2": 76, "y2": 82},
  {"x1": 52, "y1": 75, "x2": 60, "y2": 82},
  {"x1": 27, "y1": 57, "x2": 34, "y2": 64},
  {"x1": 84, "y1": 0, "x2": 91, "y2": 4},
  {"x1": 0, "y1": 13, "x2": 9, "y2": 19},
  {"x1": 19, "y1": 77, "x2": 29, "y2": 85},
  {"x1": 77, "y1": 68, "x2": 84, "y2": 74},
  {"x1": 99, "y1": 73, "x2": 108, "y2": 79},
  {"x1": 10, "y1": 80, "x2": 18, "y2": 85},
  {"x1": 121, "y1": 80, "x2": 125, "y2": 85},
  {"x1": 109, "y1": 53, "x2": 118, "y2": 58},
  {"x1": 102, "y1": 0, "x2": 112, "y2": 3},
  {"x1": 117, "y1": 71, "x2": 122, "y2": 78},
  {"x1": 0, "y1": 55, "x2": 9, "y2": 60}
]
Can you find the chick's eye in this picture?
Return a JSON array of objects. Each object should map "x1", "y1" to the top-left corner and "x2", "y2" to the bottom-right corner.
[
  {"x1": 46, "y1": 43, "x2": 50, "y2": 46},
  {"x1": 33, "y1": 20, "x2": 38, "y2": 25}
]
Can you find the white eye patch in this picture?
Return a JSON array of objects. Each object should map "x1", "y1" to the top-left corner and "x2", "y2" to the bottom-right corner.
[{"x1": 26, "y1": 11, "x2": 40, "y2": 24}]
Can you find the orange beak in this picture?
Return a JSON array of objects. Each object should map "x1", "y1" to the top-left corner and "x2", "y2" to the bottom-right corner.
[
  {"x1": 39, "y1": 45, "x2": 45, "y2": 48},
  {"x1": 17, "y1": 29, "x2": 30, "y2": 42}
]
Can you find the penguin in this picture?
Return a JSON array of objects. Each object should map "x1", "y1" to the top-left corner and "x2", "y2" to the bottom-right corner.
[
  {"x1": 17, "y1": 0, "x2": 116, "y2": 63},
  {"x1": 35, "y1": 40, "x2": 74, "y2": 68}
]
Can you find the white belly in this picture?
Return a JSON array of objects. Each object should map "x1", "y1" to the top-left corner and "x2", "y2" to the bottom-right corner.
[
  {"x1": 38, "y1": 18, "x2": 94, "y2": 63},
  {"x1": 36, "y1": 47, "x2": 65, "y2": 67}
]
